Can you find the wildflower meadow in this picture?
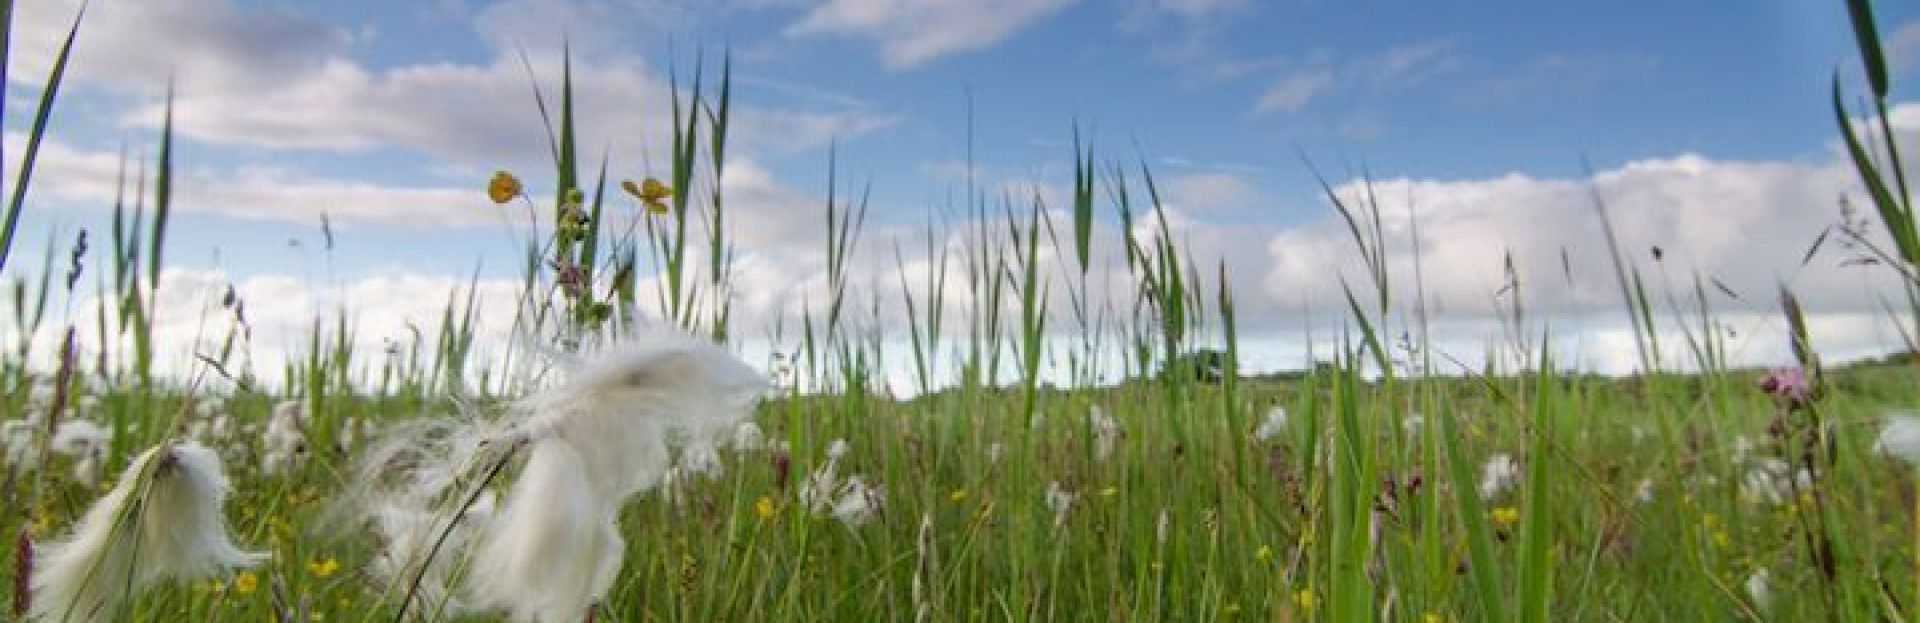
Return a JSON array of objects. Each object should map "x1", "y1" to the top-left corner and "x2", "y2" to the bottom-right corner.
[{"x1": 6, "y1": 0, "x2": 1920, "y2": 621}]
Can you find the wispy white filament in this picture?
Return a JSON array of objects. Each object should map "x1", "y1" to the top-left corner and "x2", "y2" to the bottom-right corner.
[{"x1": 363, "y1": 330, "x2": 764, "y2": 623}]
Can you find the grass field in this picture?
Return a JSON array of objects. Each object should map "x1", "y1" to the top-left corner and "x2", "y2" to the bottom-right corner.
[{"x1": 5, "y1": 0, "x2": 1920, "y2": 621}]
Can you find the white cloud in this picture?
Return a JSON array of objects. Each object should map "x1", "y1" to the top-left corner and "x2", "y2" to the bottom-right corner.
[
  {"x1": 1262, "y1": 154, "x2": 1879, "y2": 318},
  {"x1": 8, "y1": 0, "x2": 896, "y2": 228},
  {"x1": 1888, "y1": 19, "x2": 1920, "y2": 75},
  {"x1": 1165, "y1": 171, "x2": 1258, "y2": 212},
  {"x1": 1254, "y1": 68, "x2": 1333, "y2": 113},
  {"x1": 4, "y1": 133, "x2": 493, "y2": 228},
  {"x1": 785, "y1": 0, "x2": 1076, "y2": 69},
  {"x1": 1250, "y1": 38, "x2": 1461, "y2": 116}
]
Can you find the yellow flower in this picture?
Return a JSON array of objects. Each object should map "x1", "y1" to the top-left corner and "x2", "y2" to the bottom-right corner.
[
  {"x1": 1491, "y1": 506, "x2": 1520, "y2": 529},
  {"x1": 231, "y1": 571, "x2": 259, "y2": 595},
  {"x1": 1294, "y1": 588, "x2": 1316, "y2": 611},
  {"x1": 948, "y1": 489, "x2": 969, "y2": 503},
  {"x1": 1424, "y1": 613, "x2": 1444, "y2": 623},
  {"x1": 1254, "y1": 545, "x2": 1273, "y2": 563},
  {"x1": 487, "y1": 170, "x2": 522, "y2": 204},
  {"x1": 307, "y1": 556, "x2": 340, "y2": 579},
  {"x1": 624, "y1": 177, "x2": 673, "y2": 215},
  {"x1": 754, "y1": 496, "x2": 775, "y2": 519}
]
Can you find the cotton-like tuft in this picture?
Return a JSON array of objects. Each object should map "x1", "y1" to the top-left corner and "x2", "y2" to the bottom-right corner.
[
  {"x1": 1254, "y1": 406, "x2": 1288, "y2": 441},
  {"x1": 365, "y1": 329, "x2": 764, "y2": 623},
  {"x1": 1876, "y1": 413, "x2": 1920, "y2": 467},
  {"x1": 1478, "y1": 454, "x2": 1520, "y2": 499},
  {"x1": 1088, "y1": 406, "x2": 1121, "y2": 462},
  {"x1": 31, "y1": 441, "x2": 263, "y2": 622},
  {"x1": 261, "y1": 399, "x2": 306, "y2": 476}
]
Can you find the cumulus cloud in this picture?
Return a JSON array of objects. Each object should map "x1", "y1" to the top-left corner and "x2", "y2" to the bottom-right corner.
[
  {"x1": 3, "y1": 133, "x2": 493, "y2": 228},
  {"x1": 1261, "y1": 154, "x2": 1882, "y2": 319},
  {"x1": 7, "y1": 0, "x2": 896, "y2": 229},
  {"x1": 785, "y1": 0, "x2": 1076, "y2": 69}
]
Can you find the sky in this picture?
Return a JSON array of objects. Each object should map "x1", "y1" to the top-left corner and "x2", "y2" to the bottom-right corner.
[{"x1": 5, "y1": 0, "x2": 1920, "y2": 388}]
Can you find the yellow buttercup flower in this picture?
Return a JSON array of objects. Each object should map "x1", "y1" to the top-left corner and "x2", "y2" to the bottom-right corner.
[
  {"x1": 1294, "y1": 589, "x2": 1316, "y2": 611},
  {"x1": 1491, "y1": 506, "x2": 1520, "y2": 529},
  {"x1": 308, "y1": 556, "x2": 341, "y2": 579},
  {"x1": 623, "y1": 177, "x2": 673, "y2": 215},
  {"x1": 231, "y1": 571, "x2": 259, "y2": 595},
  {"x1": 487, "y1": 170, "x2": 522, "y2": 204},
  {"x1": 754, "y1": 495, "x2": 776, "y2": 519}
]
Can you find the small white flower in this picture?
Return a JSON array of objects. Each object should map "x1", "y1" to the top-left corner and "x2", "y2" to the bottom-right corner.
[
  {"x1": 1254, "y1": 406, "x2": 1288, "y2": 441},
  {"x1": 1634, "y1": 478, "x2": 1655, "y2": 504},
  {"x1": 1478, "y1": 454, "x2": 1520, "y2": 499},
  {"x1": 1875, "y1": 413, "x2": 1920, "y2": 466}
]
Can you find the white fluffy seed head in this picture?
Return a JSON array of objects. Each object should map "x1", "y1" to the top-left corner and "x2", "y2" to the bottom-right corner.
[
  {"x1": 1876, "y1": 413, "x2": 1920, "y2": 467},
  {"x1": 1254, "y1": 406, "x2": 1288, "y2": 441},
  {"x1": 1478, "y1": 454, "x2": 1520, "y2": 499},
  {"x1": 366, "y1": 329, "x2": 764, "y2": 623},
  {"x1": 31, "y1": 441, "x2": 263, "y2": 623}
]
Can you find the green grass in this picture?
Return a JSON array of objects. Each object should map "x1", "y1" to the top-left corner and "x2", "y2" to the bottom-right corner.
[{"x1": 4, "y1": 363, "x2": 1920, "y2": 621}]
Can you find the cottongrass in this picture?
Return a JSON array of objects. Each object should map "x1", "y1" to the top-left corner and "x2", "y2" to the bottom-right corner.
[
  {"x1": 800, "y1": 439, "x2": 852, "y2": 512},
  {"x1": 366, "y1": 329, "x2": 764, "y2": 623},
  {"x1": 1745, "y1": 568, "x2": 1772, "y2": 610},
  {"x1": 1045, "y1": 481, "x2": 1076, "y2": 529},
  {"x1": 1088, "y1": 406, "x2": 1120, "y2": 462},
  {"x1": 1740, "y1": 458, "x2": 1811, "y2": 506},
  {"x1": 829, "y1": 475, "x2": 882, "y2": 527},
  {"x1": 1478, "y1": 453, "x2": 1520, "y2": 499},
  {"x1": 51, "y1": 421, "x2": 108, "y2": 488},
  {"x1": 1875, "y1": 412, "x2": 1920, "y2": 466},
  {"x1": 1254, "y1": 406, "x2": 1287, "y2": 441},
  {"x1": 260, "y1": 399, "x2": 305, "y2": 476},
  {"x1": 30, "y1": 440, "x2": 263, "y2": 622}
]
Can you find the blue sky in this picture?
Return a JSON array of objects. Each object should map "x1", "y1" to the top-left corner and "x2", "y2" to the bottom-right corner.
[{"x1": 6, "y1": 0, "x2": 1920, "y2": 380}]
